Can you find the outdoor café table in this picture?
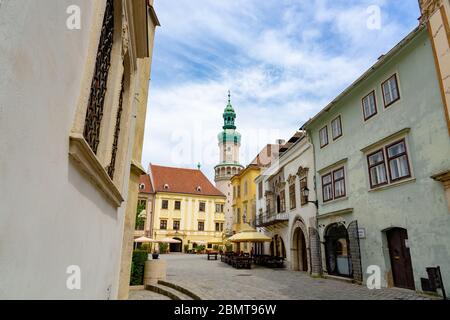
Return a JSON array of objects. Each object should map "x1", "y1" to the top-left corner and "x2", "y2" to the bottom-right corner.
[{"x1": 207, "y1": 251, "x2": 219, "y2": 260}]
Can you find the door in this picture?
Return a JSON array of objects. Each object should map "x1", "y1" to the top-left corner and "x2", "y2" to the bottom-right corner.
[
  {"x1": 387, "y1": 228, "x2": 415, "y2": 290},
  {"x1": 299, "y1": 230, "x2": 308, "y2": 272}
]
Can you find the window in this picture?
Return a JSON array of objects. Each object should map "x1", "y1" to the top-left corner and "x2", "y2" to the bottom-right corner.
[
  {"x1": 382, "y1": 74, "x2": 400, "y2": 107},
  {"x1": 215, "y1": 223, "x2": 220, "y2": 232},
  {"x1": 161, "y1": 200, "x2": 168, "y2": 210},
  {"x1": 215, "y1": 203, "x2": 224, "y2": 213},
  {"x1": 237, "y1": 186, "x2": 241, "y2": 198},
  {"x1": 367, "y1": 150, "x2": 388, "y2": 188},
  {"x1": 322, "y1": 173, "x2": 333, "y2": 202},
  {"x1": 237, "y1": 208, "x2": 241, "y2": 223},
  {"x1": 220, "y1": 223, "x2": 224, "y2": 232},
  {"x1": 160, "y1": 220, "x2": 167, "y2": 230},
  {"x1": 319, "y1": 126, "x2": 329, "y2": 148},
  {"x1": 322, "y1": 167, "x2": 346, "y2": 202},
  {"x1": 174, "y1": 201, "x2": 181, "y2": 210},
  {"x1": 362, "y1": 91, "x2": 377, "y2": 120},
  {"x1": 173, "y1": 220, "x2": 180, "y2": 230},
  {"x1": 331, "y1": 116, "x2": 342, "y2": 140},
  {"x1": 243, "y1": 206, "x2": 247, "y2": 223},
  {"x1": 198, "y1": 221, "x2": 205, "y2": 231},
  {"x1": 300, "y1": 178, "x2": 308, "y2": 206},
  {"x1": 289, "y1": 183, "x2": 296, "y2": 209},
  {"x1": 199, "y1": 202, "x2": 206, "y2": 212},
  {"x1": 333, "y1": 168, "x2": 346, "y2": 199},
  {"x1": 279, "y1": 190, "x2": 286, "y2": 212},
  {"x1": 139, "y1": 183, "x2": 145, "y2": 190},
  {"x1": 244, "y1": 181, "x2": 248, "y2": 195},
  {"x1": 386, "y1": 140, "x2": 411, "y2": 182},
  {"x1": 258, "y1": 181, "x2": 263, "y2": 199},
  {"x1": 83, "y1": 0, "x2": 114, "y2": 154}
]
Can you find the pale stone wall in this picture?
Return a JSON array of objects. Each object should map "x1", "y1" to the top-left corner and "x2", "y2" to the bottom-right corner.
[{"x1": 0, "y1": 0, "x2": 126, "y2": 299}]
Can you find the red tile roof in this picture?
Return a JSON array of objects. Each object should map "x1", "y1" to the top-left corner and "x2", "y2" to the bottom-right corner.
[
  {"x1": 149, "y1": 164, "x2": 225, "y2": 197},
  {"x1": 139, "y1": 174, "x2": 154, "y2": 194}
]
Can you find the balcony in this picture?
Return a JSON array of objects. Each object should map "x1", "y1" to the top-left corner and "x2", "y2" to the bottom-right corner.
[{"x1": 255, "y1": 211, "x2": 289, "y2": 227}]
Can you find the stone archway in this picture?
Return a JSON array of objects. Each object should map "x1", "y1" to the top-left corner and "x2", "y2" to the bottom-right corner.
[{"x1": 291, "y1": 219, "x2": 309, "y2": 272}]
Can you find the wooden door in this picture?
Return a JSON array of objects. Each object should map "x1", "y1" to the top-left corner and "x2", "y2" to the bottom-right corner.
[{"x1": 387, "y1": 228, "x2": 415, "y2": 290}]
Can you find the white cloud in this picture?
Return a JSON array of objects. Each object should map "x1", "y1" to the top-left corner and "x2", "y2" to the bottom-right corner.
[{"x1": 143, "y1": 0, "x2": 420, "y2": 181}]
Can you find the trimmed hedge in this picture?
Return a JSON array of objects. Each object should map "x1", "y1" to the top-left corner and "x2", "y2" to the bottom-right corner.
[{"x1": 130, "y1": 250, "x2": 148, "y2": 285}]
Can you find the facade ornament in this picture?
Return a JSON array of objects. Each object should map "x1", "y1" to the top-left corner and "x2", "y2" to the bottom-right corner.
[
  {"x1": 288, "y1": 174, "x2": 296, "y2": 185},
  {"x1": 122, "y1": 15, "x2": 130, "y2": 58},
  {"x1": 297, "y1": 166, "x2": 309, "y2": 178},
  {"x1": 419, "y1": 0, "x2": 443, "y2": 23}
]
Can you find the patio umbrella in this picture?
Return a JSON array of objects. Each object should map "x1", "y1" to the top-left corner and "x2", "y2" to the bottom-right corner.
[
  {"x1": 158, "y1": 237, "x2": 182, "y2": 244},
  {"x1": 228, "y1": 225, "x2": 271, "y2": 243},
  {"x1": 134, "y1": 236, "x2": 158, "y2": 243}
]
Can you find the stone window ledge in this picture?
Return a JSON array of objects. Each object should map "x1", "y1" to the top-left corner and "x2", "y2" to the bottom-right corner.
[
  {"x1": 368, "y1": 177, "x2": 416, "y2": 192},
  {"x1": 69, "y1": 133, "x2": 124, "y2": 207}
]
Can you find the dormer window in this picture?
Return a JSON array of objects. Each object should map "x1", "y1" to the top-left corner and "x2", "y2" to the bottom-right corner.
[
  {"x1": 196, "y1": 186, "x2": 202, "y2": 192},
  {"x1": 163, "y1": 184, "x2": 169, "y2": 190},
  {"x1": 139, "y1": 183, "x2": 145, "y2": 190}
]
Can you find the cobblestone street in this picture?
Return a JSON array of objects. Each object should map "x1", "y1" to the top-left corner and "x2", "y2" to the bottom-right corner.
[{"x1": 132, "y1": 254, "x2": 434, "y2": 300}]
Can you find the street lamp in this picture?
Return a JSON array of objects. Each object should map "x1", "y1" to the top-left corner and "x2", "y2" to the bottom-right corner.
[{"x1": 301, "y1": 187, "x2": 318, "y2": 208}]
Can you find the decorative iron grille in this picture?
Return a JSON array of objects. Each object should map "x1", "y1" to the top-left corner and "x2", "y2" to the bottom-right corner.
[
  {"x1": 347, "y1": 220, "x2": 363, "y2": 283},
  {"x1": 107, "y1": 75, "x2": 124, "y2": 179},
  {"x1": 83, "y1": 0, "x2": 115, "y2": 154}
]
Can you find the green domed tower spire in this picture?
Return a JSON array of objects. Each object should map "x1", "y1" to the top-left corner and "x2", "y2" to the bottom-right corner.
[{"x1": 223, "y1": 90, "x2": 236, "y2": 130}]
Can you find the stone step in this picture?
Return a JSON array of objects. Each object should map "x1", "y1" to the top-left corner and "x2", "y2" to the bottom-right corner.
[
  {"x1": 158, "y1": 280, "x2": 202, "y2": 300},
  {"x1": 146, "y1": 283, "x2": 194, "y2": 300}
]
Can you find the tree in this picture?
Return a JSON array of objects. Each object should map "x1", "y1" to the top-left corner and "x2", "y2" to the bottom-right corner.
[{"x1": 135, "y1": 202, "x2": 146, "y2": 230}]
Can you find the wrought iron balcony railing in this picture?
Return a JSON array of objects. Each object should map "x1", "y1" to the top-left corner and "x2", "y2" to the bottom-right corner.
[{"x1": 255, "y1": 211, "x2": 289, "y2": 227}]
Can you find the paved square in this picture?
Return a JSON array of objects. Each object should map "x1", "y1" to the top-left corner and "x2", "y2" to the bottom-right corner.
[{"x1": 157, "y1": 254, "x2": 433, "y2": 300}]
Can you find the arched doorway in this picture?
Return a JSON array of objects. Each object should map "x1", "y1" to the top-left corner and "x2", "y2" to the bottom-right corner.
[
  {"x1": 170, "y1": 238, "x2": 182, "y2": 253},
  {"x1": 324, "y1": 223, "x2": 351, "y2": 277},
  {"x1": 293, "y1": 228, "x2": 308, "y2": 271},
  {"x1": 386, "y1": 228, "x2": 415, "y2": 290}
]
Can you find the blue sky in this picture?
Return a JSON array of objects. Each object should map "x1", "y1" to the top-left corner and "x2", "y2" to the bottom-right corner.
[{"x1": 142, "y1": 0, "x2": 421, "y2": 181}]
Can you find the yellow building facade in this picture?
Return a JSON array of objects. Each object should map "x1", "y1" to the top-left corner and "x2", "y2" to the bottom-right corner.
[
  {"x1": 231, "y1": 165, "x2": 261, "y2": 252},
  {"x1": 148, "y1": 165, "x2": 226, "y2": 251}
]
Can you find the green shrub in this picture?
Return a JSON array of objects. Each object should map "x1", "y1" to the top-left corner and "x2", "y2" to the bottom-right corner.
[
  {"x1": 195, "y1": 245, "x2": 205, "y2": 253},
  {"x1": 140, "y1": 243, "x2": 152, "y2": 252},
  {"x1": 213, "y1": 245, "x2": 219, "y2": 251},
  {"x1": 225, "y1": 243, "x2": 233, "y2": 252},
  {"x1": 184, "y1": 244, "x2": 189, "y2": 253},
  {"x1": 130, "y1": 250, "x2": 148, "y2": 285},
  {"x1": 159, "y1": 243, "x2": 168, "y2": 254}
]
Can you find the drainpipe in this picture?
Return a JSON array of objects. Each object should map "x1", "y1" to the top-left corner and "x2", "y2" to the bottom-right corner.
[{"x1": 307, "y1": 129, "x2": 322, "y2": 277}]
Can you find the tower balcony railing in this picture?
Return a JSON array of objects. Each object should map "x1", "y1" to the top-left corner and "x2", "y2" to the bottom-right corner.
[{"x1": 255, "y1": 211, "x2": 289, "y2": 228}]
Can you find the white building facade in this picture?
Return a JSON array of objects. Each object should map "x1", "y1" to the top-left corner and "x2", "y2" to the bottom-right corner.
[{"x1": 255, "y1": 133, "x2": 321, "y2": 274}]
